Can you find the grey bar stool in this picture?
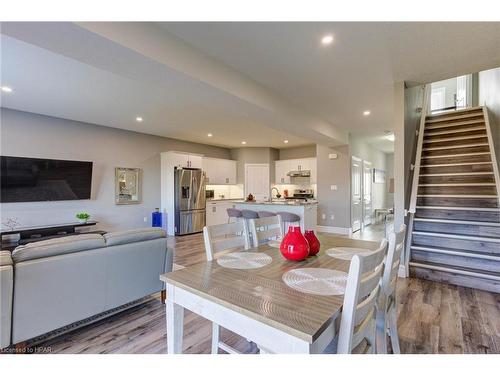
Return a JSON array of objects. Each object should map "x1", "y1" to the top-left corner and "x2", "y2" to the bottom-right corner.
[
  {"x1": 226, "y1": 208, "x2": 243, "y2": 224},
  {"x1": 277, "y1": 212, "x2": 301, "y2": 234},
  {"x1": 258, "y1": 211, "x2": 277, "y2": 218},
  {"x1": 241, "y1": 210, "x2": 259, "y2": 246}
]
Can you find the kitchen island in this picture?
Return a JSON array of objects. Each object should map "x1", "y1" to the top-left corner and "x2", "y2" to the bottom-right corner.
[{"x1": 234, "y1": 200, "x2": 317, "y2": 231}]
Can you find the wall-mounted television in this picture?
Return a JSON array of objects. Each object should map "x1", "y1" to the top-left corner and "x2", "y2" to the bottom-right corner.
[{"x1": 0, "y1": 156, "x2": 93, "y2": 203}]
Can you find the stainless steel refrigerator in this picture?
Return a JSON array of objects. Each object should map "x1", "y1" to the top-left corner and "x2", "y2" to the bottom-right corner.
[{"x1": 174, "y1": 168, "x2": 206, "y2": 235}]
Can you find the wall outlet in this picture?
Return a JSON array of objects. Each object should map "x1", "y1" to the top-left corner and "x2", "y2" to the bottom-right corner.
[
  {"x1": 321, "y1": 213, "x2": 326, "y2": 220},
  {"x1": 330, "y1": 185, "x2": 338, "y2": 191},
  {"x1": 143, "y1": 216, "x2": 148, "y2": 223},
  {"x1": 330, "y1": 214, "x2": 335, "y2": 221}
]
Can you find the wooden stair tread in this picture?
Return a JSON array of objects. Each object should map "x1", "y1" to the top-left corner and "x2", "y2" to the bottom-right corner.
[
  {"x1": 424, "y1": 126, "x2": 486, "y2": 137},
  {"x1": 426, "y1": 106, "x2": 483, "y2": 118},
  {"x1": 413, "y1": 217, "x2": 500, "y2": 227},
  {"x1": 415, "y1": 205, "x2": 500, "y2": 211},
  {"x1": 426, "y1": 111, "x2": 484, "y2": 124},
  {"x1": 425, "y1": 119, "x2": 485, "y2": 131},
  {"x1": 412, "y1": 230, "x2": 500, "y2": 243},
  {"x1": 410, "y1": 245, "x2": 500, "y2": 261},
  {"x1": 409, "y1": 261, "x2": 500, "y2": 281}
]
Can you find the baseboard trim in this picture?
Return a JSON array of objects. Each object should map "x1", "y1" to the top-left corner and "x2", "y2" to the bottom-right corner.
[{"x1": 316, "y1": 225, "x2": 351, "y2": 235}]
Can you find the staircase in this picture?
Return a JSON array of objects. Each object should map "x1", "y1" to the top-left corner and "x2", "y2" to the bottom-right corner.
[{"x1": 408, "y1": 106, "x2": 500, "y2": 293}]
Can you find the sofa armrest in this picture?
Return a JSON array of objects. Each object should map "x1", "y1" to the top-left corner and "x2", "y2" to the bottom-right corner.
[{"x1": 164, "y1": 247, "x2": 174, "y2": 274}]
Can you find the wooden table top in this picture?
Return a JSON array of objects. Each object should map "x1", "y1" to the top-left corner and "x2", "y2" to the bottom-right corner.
[{"x1": 160, "y1": 234, "x2": 380, "y2": 343}]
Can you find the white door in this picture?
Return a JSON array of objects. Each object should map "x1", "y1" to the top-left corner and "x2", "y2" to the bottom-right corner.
[
  {"x1": 351, "y1": 157, "x2": 362, "y2": 233},
  {"x1": 363, "y1": 160, "x2": 373, "y2": 227},
  {"x1": 245, "y1": 164, "x2": 270, "y2": 201}
]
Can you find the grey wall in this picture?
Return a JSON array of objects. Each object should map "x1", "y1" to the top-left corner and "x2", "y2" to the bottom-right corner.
[
  {"x1": 316, "y1": 144, "x2": 350, "y2": 229},
  {"x1": 0, "y1": 108, "x2": 230, "y2": 231},
  {"x1": 479, "y1": 67, "x2": 500, "y2": 172},
  {"x1": 349, "y1": 135, "x2": 388, "y2": 211},
  {"x1": 278, "y1": 145, "x2": 316, "y2": 160}
]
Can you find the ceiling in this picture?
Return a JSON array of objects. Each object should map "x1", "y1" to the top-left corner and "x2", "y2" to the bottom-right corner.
[{"x1": 2, "y1": 22, "x2": 500, "y2": 152}]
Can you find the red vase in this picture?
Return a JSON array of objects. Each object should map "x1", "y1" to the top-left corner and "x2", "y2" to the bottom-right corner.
[
  {"x1": 280, "y1": 226, "x2": 310, "y2": 261},
  {"x1": 304, "y1": 230, "x2": 320, "y2": 256}
]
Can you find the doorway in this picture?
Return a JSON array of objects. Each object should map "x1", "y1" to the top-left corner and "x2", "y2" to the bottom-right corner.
[
  {"x1": 244, "y1": 164, "x2": 270, "y2": 201},
  {"x1": 351, "y1": 156, "x2": 362, "y2": 233},
  {"x1": 363, "y1": 160, "x2": 373, "y2": 228}
]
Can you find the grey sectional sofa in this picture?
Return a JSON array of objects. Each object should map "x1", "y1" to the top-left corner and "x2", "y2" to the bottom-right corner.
[{"x1": 0, "y1": 227, "x2": 173, "y2": 348}]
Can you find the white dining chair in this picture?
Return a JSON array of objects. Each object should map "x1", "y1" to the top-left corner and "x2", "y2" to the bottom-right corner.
[
  {"x1": 376, "y1": 224, "x2": 407, "y2": 354},
  {"x1": 314, "y1": 239, "x2": 388, "y2": 355},
  {"x1": 248, "y1": 215, "x2": 283, "y2": 247},
  {"x1": 203, "y1": 222, "x2": 251, "y2": 354},
  {"x1": 203, "y1": 221, "x2": 250, "y2": 262}
]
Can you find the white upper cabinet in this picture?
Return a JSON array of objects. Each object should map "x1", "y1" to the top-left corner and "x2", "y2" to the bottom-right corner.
[
  {"x1": 274, "y1": 157, "x2": 317, "y2": 184},
  {"x1": 203, "y1": 157, "x2": 237, "y2": 185},
  {"x1": 167, "y1": 152, "x2": 203, "y2": 169},
  {"x1": 274, "y1": 159, "x2": 291, "y2": 184}
]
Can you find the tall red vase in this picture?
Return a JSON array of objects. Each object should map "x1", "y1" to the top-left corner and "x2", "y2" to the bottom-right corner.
[
  {"x1": 304, "y1": 230, "x2": 320, "y2": 256},
  {"x1": 280, "y1": 226, "x2": 310, "y2": 261}
]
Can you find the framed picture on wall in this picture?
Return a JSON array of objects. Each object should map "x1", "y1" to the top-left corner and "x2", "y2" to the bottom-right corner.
[
  {"x1": 115, "y1": 167, "x2": 141, "y2": 204},
  {"x1": 373, "y1": 168, "x2": 385, "y2": 184}
]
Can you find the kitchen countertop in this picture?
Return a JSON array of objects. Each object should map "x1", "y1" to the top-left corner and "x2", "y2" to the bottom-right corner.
[
  {"x1": 234, "y1": 199, "x2": 318, "y2": 206},
  {"x1": 206, "y1": 198, "x2": 244, "y2": 202}
]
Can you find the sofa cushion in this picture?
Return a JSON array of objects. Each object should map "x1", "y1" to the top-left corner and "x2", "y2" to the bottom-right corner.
[
  {"x1": 12, "y1": 234, "x2": 105, "y2": 262},
  {"x1": 0, "y1": 251, "x2": 13, "y2": 266},
  {"x1": 104, "y1": 228, "x2": 166, "y2": 247}
]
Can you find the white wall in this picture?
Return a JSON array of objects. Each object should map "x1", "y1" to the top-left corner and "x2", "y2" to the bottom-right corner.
[
  {"x1": 479, "y1": 67, "x2": 500, "y2": 172},
  {"x1": 0, "y1": 109, "x2": 230, "y2": 231},
  {"x1": 385, "y1": 153, "x2": 395, "y2": 208}
]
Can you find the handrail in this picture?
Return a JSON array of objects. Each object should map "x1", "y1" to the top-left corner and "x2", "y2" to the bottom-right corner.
[
  {"x1": 482, "y1": 107, "x2": 500, "y2": 208},
  {"x1": 402, "y1": 84, "x2": 430, "y2": 277},
  {"x1": 408, "y1": 85, "x2": 431, "y2": 214}
]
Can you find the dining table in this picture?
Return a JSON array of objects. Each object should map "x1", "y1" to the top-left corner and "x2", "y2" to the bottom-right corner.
[{"x1": 159, "y1": 234, "x2": 380, "y2": 354}]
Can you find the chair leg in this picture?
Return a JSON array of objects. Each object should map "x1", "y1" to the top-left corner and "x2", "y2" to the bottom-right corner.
[
  {"x1": 388, "y1": 304, "x2": 401, "y2": 354},
  {"x1": 211, "y1": 323, "x2": 220, "y2": 354},
  {"x1": 375, "y1": 305, "x2": 388, "y2": 354},
  {"x1": 160, "y1": 289, "x2": 166, "y2": 304}
]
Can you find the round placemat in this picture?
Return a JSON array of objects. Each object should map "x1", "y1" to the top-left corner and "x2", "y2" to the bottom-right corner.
[
  {"x1": 217, "y1": 252, "x2": 273, "y2": 269},
  {"x1": 267, "y1": 239, "x2": 281, "y2": 248},
  {"x1": 282, "y1": 268, "x2": 348, "y2": 296},
  {"x1": 326, "y1": 247, "x2": 373, "y2": 260}
]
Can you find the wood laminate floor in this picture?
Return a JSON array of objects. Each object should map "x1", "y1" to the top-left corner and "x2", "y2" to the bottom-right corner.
[{"x1": 37, "y1": 232, "x2": 500, "y2": 354}]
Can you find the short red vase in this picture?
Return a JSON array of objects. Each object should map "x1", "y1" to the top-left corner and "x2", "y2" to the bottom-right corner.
[
  {"x1": 304, "y1": 230, "x2": 320, "y2": 256},
  {"x1": 280, "y1": 226, "x2": 310, "y2": 261}
]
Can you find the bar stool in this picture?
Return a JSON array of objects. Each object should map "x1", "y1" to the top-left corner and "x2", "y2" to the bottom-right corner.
[
  {"x1": 226, "y1": 208, "x2": 243, "y2": 224},
  {"x1": 277, "y1": 212, "x2": 301, "y2": 234},
  {"x1": 258, "y1": 211, "x2": 277, "y2": 218},
  {"x1": 241, "y1": 210, "x2": 259, "y2": 246}
]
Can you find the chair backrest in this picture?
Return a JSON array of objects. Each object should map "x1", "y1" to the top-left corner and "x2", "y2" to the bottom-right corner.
[
  {"x1": 337, "y1": 239, "x2": 388, "y2": 354},
  {"x1": 248, "y1": 215, "x2": 283, "y2": 247},
  {"x1": 203, "y1": 222, "x2": 250, "y2": 261},
  {"x1": 381, "y1": 224, "x2": 406, "y2": 298}
]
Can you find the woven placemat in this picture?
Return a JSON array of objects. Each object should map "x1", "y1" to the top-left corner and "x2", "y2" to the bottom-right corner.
[
  {"x1": 282, "y1": 268, "x2": 348, "y2": 296},
  {"x1": 217, "y1": 252, "x2": 273, "y2": 269},
  {"x1": 326, "y1": 247, "x2": 373, "y2": 260}
]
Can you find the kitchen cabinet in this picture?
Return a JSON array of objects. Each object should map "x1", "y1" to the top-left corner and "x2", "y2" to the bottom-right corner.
[
  {"x1": 275, "y1": 159, "x2": 291, "y2": 184},
  {"x1": 168, "y1": 152, "x2": 203, "y2": 169},
  {"x1": 203, "y1": 157, "x2": 237, "y2": 185},
  {"x1": 206, "y1": 200, "x2": 238, "y2": 226}
]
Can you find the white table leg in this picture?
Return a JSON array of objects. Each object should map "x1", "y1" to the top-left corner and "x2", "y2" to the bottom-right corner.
[{"x1": 166, "y1": 286, "x2": 184, "y2": 354}]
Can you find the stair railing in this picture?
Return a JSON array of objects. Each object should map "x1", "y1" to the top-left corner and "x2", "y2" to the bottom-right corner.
[
  {"x1": 482, "y1": 107, "x2": 500, "y2": 208},
  {"x1": 403, "y1": 84, "x2": 431, "y2": 277}
]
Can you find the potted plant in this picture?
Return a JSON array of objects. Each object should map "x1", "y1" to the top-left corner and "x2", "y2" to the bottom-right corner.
[{"x1": 76, "y1": 212, "x2": 90, "y2": 224}]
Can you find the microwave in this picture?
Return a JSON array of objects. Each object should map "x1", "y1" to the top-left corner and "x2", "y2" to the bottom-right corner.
[{"x1": 205, "y1": 189, "x2": 215, "y2": 199}]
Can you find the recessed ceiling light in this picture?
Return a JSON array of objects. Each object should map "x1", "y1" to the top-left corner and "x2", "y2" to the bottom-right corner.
[
  {"x1": 207, "y1": 133, "x2": 213, "y2": 137},
  {"x1": 284, "y1": 140, "x2": 289, "y2": 144},
  {"x1": 321, "y1": 34, "x2": 334, "y2": 45},
  {"x1": 1, "y1": 86, "x2": 13, "y2": 93},
  {"x1": 135, "y1": 117, "x2": 143, "y2": 122},
  {"x1": 363, "y1": 110, "x2": 371, "y2": 116},
  {"x1": 241, "y1": 141, "x2": 247, "y2": 145}
]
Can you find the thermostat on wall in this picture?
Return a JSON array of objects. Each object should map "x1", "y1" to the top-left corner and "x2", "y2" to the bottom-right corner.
[{"x1": 328, "y1": 153, "x2": 338, "y2": 160}]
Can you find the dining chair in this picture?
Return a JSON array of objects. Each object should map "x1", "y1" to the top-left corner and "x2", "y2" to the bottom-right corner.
[
  {"x1": 376, "y1": 224, "x2": 406, "y2": 354},
  {"x1": 203, "y1": 222, "x2": 250, "y2": 261},
  {"x1": 202, "y1": 222, "x2": 251, "y2": 354},
  {"x1": 248, "y1": 215, "x2": 283, "y2": 246},
  {"x1": 336, "y1": 239, "x2": 388, "y2": 353},
  {"x1": 317, "y1": 239, "x2": 388, "y2": 354}
]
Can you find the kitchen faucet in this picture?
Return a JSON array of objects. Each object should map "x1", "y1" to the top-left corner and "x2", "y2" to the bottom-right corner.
[{"x1": 270, "y1": 187, "x2": 281, "y2": 202}]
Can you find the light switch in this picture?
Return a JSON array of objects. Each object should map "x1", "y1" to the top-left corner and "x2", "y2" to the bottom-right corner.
[
  {"x1": 330, "y1": 214, "x2": 335, "y2": 221},
  {"x1": 321, "y1": 213, "x2": 326, "y2": 220},
  {"x1": 330, "y1": 185, "x2": 338, "y2": 191},
  {"x1": 328, "y1": 153, "x2": 338, "y2": 160},
  {"x1": 143, "y1": 217, "x2": 148, "y2": 223}
]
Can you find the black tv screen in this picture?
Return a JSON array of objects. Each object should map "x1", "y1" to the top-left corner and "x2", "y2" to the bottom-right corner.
[{"x1": 0, "y1": 156, "x2": 93, "y2": 203}]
